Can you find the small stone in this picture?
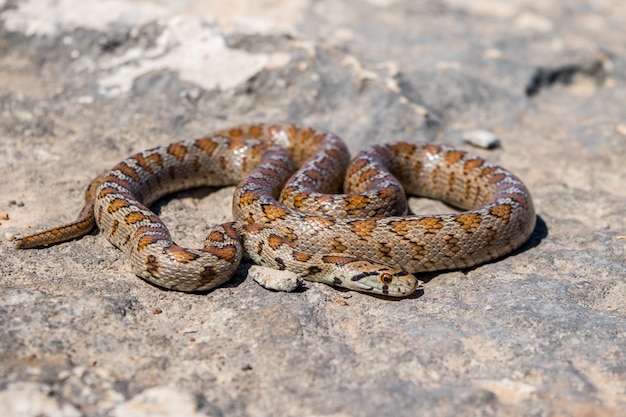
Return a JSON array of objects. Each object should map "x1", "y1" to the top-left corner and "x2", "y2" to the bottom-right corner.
[
  {"x1": 462, "y1": 130, "x2": 501, "y2": 149},
  {"x1": 182, "y1": 327, "x2": 198, "y2": 334},
  {"x1": 0, "y1": 382, "x2": 81, "y2": 417},
  {"x1": 111, "y1": 387, "x2": 206, "y2": 417},
  {"x1": 250, "y1": 265, "x2": 301, "y2": 292},
  {"x1": 0, "y1": 213, "x2": 8, "y2": 220}
]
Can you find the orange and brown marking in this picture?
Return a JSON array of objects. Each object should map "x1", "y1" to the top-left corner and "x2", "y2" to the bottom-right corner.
[
  {"x1": 238, "y1": 190, "x2": 259, "y2": 206},
  {"x1": 198, "y1": 266, "x2": 217, "y2": 282},
  {"x1": 358, "y1": 168, "x2": 380, "y2": 183},
  {"x1": 307, "y1": 265, "x2": 323, "y2": 276},
  {"x1": 482, "y1": 228, "x2": 498, "y2": 245},
  {"x1": 490, "y1": 204, "x2": 512, "y2": 221},
  {"x1": 228, "y1": 127, "x2": 244, "y2": 138},
  {"x1": 145, "y1": 254, "x2": 160, "y2": 276},
  {"x1": 285, "y1": 125, "x2": 299, "y2": 141},
  {"x1": 455, "y1": 213, "x2": 483, "y2": 233},
  {"x1": 377, "y1": 186, "x2": 399, "y2": 203},
  {"x1": 424, "y1": 144, "x2": 442, "y2": 156},
  {"x1": 412, "y1": 160, "x2": 424, "y2": 179},
  {"x1": 310, "y1": 195, "x2": 334, "y2": 209},
  {"x1": 221, "y1": 222, "x2": 241, "y2": 240},
  {"x1": 345, "y1": 195, "x2": 371, "y2": 212},
  {"x1": 243, "y1": 223, "x2": 267, "y2": 234},
  {"x1": 96, "y1": 204, "x2": 104, "y2": 226},
  {"x1": 109, "y1": 219, "x2": 120, "y2": 237},
  {"x1": 304, "y1": 216, "x2": 336, "y2": 229},
  {"x1": 410, "y1": 242, "x2": 428, "y2": 258},
  {"x1": 228, "y1": 135, "x2": 250, "y2": 151},
  {"x1": 192, "y1": 156, "x2": 202, "y2": 173},
  {"x1": 324, "y1": 146, "x2": 341, "y2": 161},
  {"x1": 146, "y1": 153, "x2": 164, "y2": 168},
  {"x1": 208, "y1": 229, "x2": 227, "y2": 243},
  {"x1": 377, "y1": 242, "x2": 393, "y2": 259},
  {"x1": 267, "y1": 234, "x2": 285, "y2": 250},
  {"x1": 303, "y1": 166, "x2": 323, "y2": 181},
  {"x1": 254, "y1": 240, "x2": 264, "y2": 256},
  {"x1": 444, "y1": 150, "x2": 465, "y2": 165},
  {"x1": 487, "y1": 173, "x2": 507, "y2": 186},
  {"x1": 329, "y1": 237, "x2": 348, "y2": 253},
  {"x1": 281, "y1": 227, "x2": 298, "y2": 243},
  {"x1": 165, "y1": 245, "x2": 200, "y2": 263},
  {"x1": 419, "y1": 217, "x2": 445, "y2": 234},
  {"x1": 196, "y1": 138, "x2": 219, "y2": 156},
  {"x1": 133, "y1": 154, "x2": 153, "y2": 173},
  {"x1": 124, "y1": 211, "x2": 149, "y2": 225},
  {"x1": 262, "y1": 204, "x2": 289, "y2": 222},
  {"x1": 349, "y1": 219, "x2": 377, "y2": 240},
  {"x1": 463, "y1": 178, "x2": 476, "y2": 202},
  {"x1": 293, "y1": 251, "x2": 313, "y2": 262},
  {"x1": 388, "y1": 142, "x2": 415, "y2": 156},
  {"x1": 349, "y1": 158, "x2": 369, "y2": 173},
  {"x1": 218, "y1": 156, "x2": 228, "y2": 171},
  {"x1": 444, "y1": 234, "x2": 461, "y2": 253},
  {"x1": 296, "y1": 127, "x2": 315, "y2": 142},
  {"x1": 116, "y1": 162, "x2": 142, "y2": 183},
  {"x1": 137, "y1": 234, "x2": 161, "y2": 251},
  {"x1": 167, "y1": 143, "x2": 188, "y2": 161},
  {"x1": 204, "y1": 245, "x2": 238, "y2": 262},
  {"x1": 168, "y1": 166, "x2": 177, "y2": 180},
  {"x1": 306, "y1": 156, "x2": 331, "y2": 174},
  {"x1": 478, "y1": 166, "x2": 497, "y2": 178},
  {"x1": 446, "y1": 172, "x2": 457, "y2": 194},
  {"x1": 310, "y1": 132, "x2": 326, "y2": 146},
  {"x1": 390, "y1": 220, "x2": 411, "y2": 236},
  {"x1": 431, "y1": 165, "x2": 442, "y2": 184},
  {"x1": 321, "y1": 255, "x2": 358, "y2": 265},
  {"x1": 247, "y1": 124, "x2": 264, "y2": 138},
  {"x1": 107, "y1": 198, "x2": 130, "y2": 213},
  {"x1": 463, "y1": 158, "x2": 485, "y2": 174},
  {"x1": 103, "y1": 174, "x2": 133, "y2": 192},
  {"x1": 503, "y1": 192, "x2": 529, "y2": 208}
]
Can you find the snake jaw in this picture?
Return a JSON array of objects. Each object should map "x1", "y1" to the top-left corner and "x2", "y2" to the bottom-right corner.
[
  {"x1": 341, "y1": 263, "x2": 419, "y2": 297},
  {"x1": 349, "y1": 272, "x2": 418, "y2": 296},
  {"x1": 351, "y1": 281, "x2": 375, "y2": 291}
]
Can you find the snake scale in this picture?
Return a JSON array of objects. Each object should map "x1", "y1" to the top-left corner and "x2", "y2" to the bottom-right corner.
[{"x1": 14, "y1": 124, "x2": 535, "y2": 297}]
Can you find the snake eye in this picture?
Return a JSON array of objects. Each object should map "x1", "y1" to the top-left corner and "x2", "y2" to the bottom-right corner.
[{"x1": 381, "y1": 273, "x2": 393, "y2": 284}]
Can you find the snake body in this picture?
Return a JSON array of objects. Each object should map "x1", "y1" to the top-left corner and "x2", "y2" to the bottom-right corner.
[{"x1": 14, "y1": 124, "x2": 535, "y2": 297}]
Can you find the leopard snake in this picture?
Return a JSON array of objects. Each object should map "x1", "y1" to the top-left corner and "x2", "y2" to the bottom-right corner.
[{"x1": 14, "y1": 124, "x2": 535, "y2": 297}]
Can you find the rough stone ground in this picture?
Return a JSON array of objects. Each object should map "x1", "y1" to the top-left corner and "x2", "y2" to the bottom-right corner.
[{"x1": 0, "y1": 0, "x2": 625, "y2": 416}]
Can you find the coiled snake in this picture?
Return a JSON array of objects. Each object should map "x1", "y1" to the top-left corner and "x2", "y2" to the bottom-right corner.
[{"x1": 14, "y1": 124, "x2": 535, "y2": 297}]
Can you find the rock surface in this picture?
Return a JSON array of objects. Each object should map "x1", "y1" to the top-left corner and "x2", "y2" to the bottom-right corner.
[{"x1": 1, "y1": 0, "x2": 625, "y2": 416}]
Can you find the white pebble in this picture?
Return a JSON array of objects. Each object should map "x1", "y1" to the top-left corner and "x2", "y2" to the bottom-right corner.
[
  {"x1": 112, "y1": 387, "x2": 204, "y2": 417},
  {"x1": 250, "y1": 265, "x2": 301, "y2": 292},
  {"x1": 462, "y1": 130, "x2": 501, "y2": 149}
]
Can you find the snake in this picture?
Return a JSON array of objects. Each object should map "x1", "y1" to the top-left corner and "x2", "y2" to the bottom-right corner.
[{"x1": 14, "y1": 124, "x2": 536, "y2": 297}]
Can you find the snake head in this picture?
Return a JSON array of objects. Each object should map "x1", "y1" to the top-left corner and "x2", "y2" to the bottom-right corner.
[{"x1": 322, "y1": 255, "x2": 420, "y2": 297}]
